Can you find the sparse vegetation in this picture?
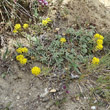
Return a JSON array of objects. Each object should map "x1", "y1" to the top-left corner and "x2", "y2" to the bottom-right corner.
[{"x1": 0, "y1": 0, "x2": 110, "y2": 110}]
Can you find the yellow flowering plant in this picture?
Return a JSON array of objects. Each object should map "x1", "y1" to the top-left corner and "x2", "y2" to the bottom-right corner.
[
  {"x1": 14, "y1": 24, "x2": 21, "y2": 30},
  {"x1": 16, "y1": 48, "x2": 23, "y2": 53},
  {"x1": 60, "y1": 38, "x2": 66, "y2": 43},
  {"x1": 98, "y1": 35, "x2": 104, "y2": 40},
  {"x1": 42, "y1": 17, "x2": 52, "y2": 26},
  {"x1": 16, "y1": 47, "x2": 28, "y2": 53},
  {"x1": 23, "y1": 24, "x2": 29, "y2": 29},
  {"x1": 31, "y1": 66, "x2": 41, "y2": 76},
  {"x1": 46, "y1": 17, "x2": 52, "y2": 22},
  {"x1": 97, "y1": 39, "x2": 103, "y2": 45},
  {"x1": 95, "y1": 44, "x2": 103, "y2": 50},
  {"x1": 42, "y1": 20, "x2": 48, "y2": 26},
  {"x1": 19, "y1": 58, "x2": 27, "y2": 65},
  {"x1": 94, "y1": 33, "x2": 100, "y2": 39},
  {"x1": 94, "y1": 33, "x2": 104, "y2": 40},
  {"x1": 16, "y1": 55, "x2": 24, "y2": 61},
  {"x1": 16, "y1": 47, "x2": 28, "y2": 65},
  {"x1": 92, "y1": 57, "x2": 100, "y2": 65},
  {"x1": 13, "y1": 29, "x2": 18, "y2": 33},
  {"x1": 93, "y1": 33, "x2": 104, "y2": 51},
  {"x1": 21, "y1": 47, "x2": 28, "y2": 53},
  {"x1": 16, "y1": 54, "x2": 27, "y2": 65},
  {"x1": 13, "y1": 23, "x2": 29, "y2": 33}
]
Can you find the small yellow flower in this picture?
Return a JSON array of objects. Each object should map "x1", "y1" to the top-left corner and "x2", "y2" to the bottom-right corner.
[
  {"x1": 98, "y1": 35, "x2": 104, "y2": 40},
  {"x1": 97, "y1": 39, "x2": 103, "y2": 45},
  {"x1": 14, "y1": 24, "x2": 21, "y2": 30},
  {"x1": 92, "y1": 57, "x2": 100, "y2": 65},
  {"x1": 94, "y1": 33, "x2": 100, "y2": 39},
  {"x1": 16, "y1": 48, "x2": 23, "y2": 53},
  {"x1": 60, "y1": 38, "x2": 66, "y2": 43},
  {"x1": 46, "y1": 18, "x2": 52, "y2": 22},
  {"x1": 31, "y1": 66, "x2": 41, "y2": 76},
  {"x1": 94, "y1": 34, "x2": 104, "y2": 40},
  {"x1": 21, "y1": 47, "x2": 28, "y2": 53},
  {"x1": 42, "y1": 20, "x2": 48, "y2": 26},
  {"x1": 16, "y1": 47, "x2": 28, "y2": 53},
  {"x1": 19, "y1": 58, "x2": 27, "y2": 64},
  {"x1": 16, "y1": 55, "x2": 24, "y2": 61},
  {"x1": 13, "y1": 29, "x2": 18, "y2": 33},
  {"x1": 95, "y1": 44, "x2": 103, "y2": 50},
  {"x1": 23, "y1": 24, "x2": 29, "y2": 29}
]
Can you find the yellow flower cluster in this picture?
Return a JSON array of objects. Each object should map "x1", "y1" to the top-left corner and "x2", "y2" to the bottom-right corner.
[
  {"x1": 16, "y1": 54, "x2": 27, "y2": 64},
  {"x1": 19, "y1": 58, "x2": 27, "y2": 64},
  {"x1": 16, "y1": 47, "x2": 28, "y2": 53},
  {"x1": 23, "y1": 24, "x2": 29, "y2": 29},
  {"x1": 16, "y1": 54, "x2": 24, "y2": 61},
  {"x1": 91, "y1": 34, "x2": 104, "y2": 65},
  {"x1": 16, "y1": 47, "x2": 28, "y2": 65},
  {"x1": 13, "y1": 23, "x2": 29, "y2": 33},
  {"x1": 42, "y1": 17, "x2": 52, "y2": 26},
  {"x1": 15, "y1": 48, "x2": 41, "y2": 75},
  {"x1": 14, "y1": 24, "x2": 21, "y2": 30},
  {"x1": 31, "y1": 66, "x2": 41, "y2": 76},
  {"x1": 60, "y1": 37, "x2": 66, "y2": 43},
  {"x1": 92, "y1": 57, "x2": 100, "y2": 65},
  {"x1": 94, "y1": 33, "x2": 104, "y2": 51},
  {"x1": 13, "y1": 24, "x2": 21, "y2": 33},
  {"x1": 94, "y1": 34, "x2": 104, "y2": 40}
]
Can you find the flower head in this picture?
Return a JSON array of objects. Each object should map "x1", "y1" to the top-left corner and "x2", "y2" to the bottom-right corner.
[
  {"x1": 95, "y1": 44, "x2": 103, "y2": 50},
  {"x1": 98, "y1": 35, "x2": 104, "y2": 40},
  {"x1": 42, "y1": 20, "x2": 48, "y2": 26},
  {"x1": 16, "y1": 55, "x2": 24, "y2": 61},
  {"x1": 97, "y1": 39, "x2": 103, "y2": 45},
  {"x1": 16, "y1": 48, "x2": 23, "y2": 53},
  {"x1": 21, "y1": 47, "x2": 28, "y2": 53},
  {"x1": 23, "y1": 24, "x2": 29, "y2": 29},
  {"x1": 16, "y1": 47, "x2": 28, "y2": 53},
  {"x1": 92, "y1": 57, "x2": 100, "y2": 65},
  {"x1": 94, "y1": 33, "x2": 104, "y2": 40},
  {"x1": 94, "y1": 33, "x2": 100, "y2": 39},
  {"x1": 19, "y1": 58, "x2": 27, "y2": 64},
  {"x1": 60, "y1": 38, "x2": 66, "y2": 43},
  {"x1": 31, "y1": 66, "x2": 41, "y2": 76},
  {"x1": 46, "y1": 18, "x2": 52, "y2": 22},
  {"x1": 42, "y1": 18, "x2": 51, "y2": 26},
  {"x1": 14, "y1": 24, "x2": 21, "y2": 30},
  {"x1": 38, "y1": 0, "x2": 48, "y2": 6},
  {"x1": 13, "y1": 29, "x2": 18, "y2": 33}
]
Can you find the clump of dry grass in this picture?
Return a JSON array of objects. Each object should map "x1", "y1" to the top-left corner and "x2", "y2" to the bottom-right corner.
[{"x1": 0, "y1": 0, "x2": 32, "y2": 32}]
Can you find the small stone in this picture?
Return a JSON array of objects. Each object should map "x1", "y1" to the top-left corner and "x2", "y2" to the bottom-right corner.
[
  {"x1": 5, "y1": 97, "x2": 8, "y2": 100},
  {"x1": 84, "y1": 97, "x2": 88, "y2": 99},
  {"x1": 11, "y1": 59, "x2": 13, "y2": 61},
  {"x1": 17, "y1": 96, "x2": 20, "y2": 100},
  {"x1": 55, "y1": 28, "x2": 60, "y2": 31},
  {"x1": 91, "y1": 106, "x2": 96, "y2": 110},
  {"x1": 71, "y1": 74, "x2": 79, "y2": 79},
  {"x1": 94, "y1": 100, "x2": 97, "y2": 103},
  {"x1": 29, "y1": 93, "x2": 31, "y2": 96},
  {"x1": 50, "y1": 89, "x2": 56, "y2": 93}
]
